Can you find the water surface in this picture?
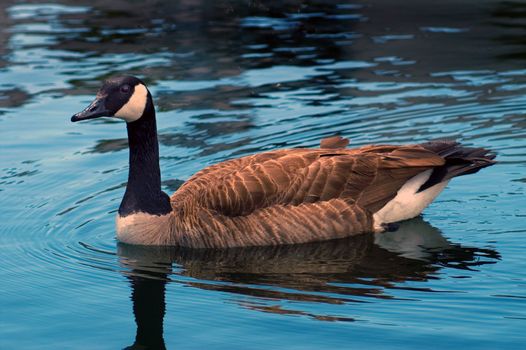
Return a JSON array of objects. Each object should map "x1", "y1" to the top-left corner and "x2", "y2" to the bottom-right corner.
[{"x1": 1, "y1": 1, "x2": 525, "y2": 349}]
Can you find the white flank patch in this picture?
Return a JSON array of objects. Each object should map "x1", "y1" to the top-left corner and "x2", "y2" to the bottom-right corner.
[
  {"x1": 114, "y1": 83, "x2": 148, "y2": 122},
  {"x1": 373, "y1": 170, "x2": 449, "y2": 231},
  {"x1": 116, "y1": 212, "x2": 172, "y2": 245}
]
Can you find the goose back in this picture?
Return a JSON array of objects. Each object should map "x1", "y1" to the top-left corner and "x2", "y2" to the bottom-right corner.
[{"x1": 169, "y1": 140, "x2": 468, "y2": 248}]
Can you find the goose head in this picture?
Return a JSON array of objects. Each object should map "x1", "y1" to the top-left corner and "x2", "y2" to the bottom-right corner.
[{"x1": 71, "y1": 76, "x2": 151, "y2": 123}]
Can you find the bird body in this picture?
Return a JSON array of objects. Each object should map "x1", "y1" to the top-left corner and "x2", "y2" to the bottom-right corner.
[{"x1": 72, "y1": 76, "x2": 496, "y2": 248}]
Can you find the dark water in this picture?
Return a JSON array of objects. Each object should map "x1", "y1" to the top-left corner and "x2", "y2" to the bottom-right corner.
[{"x1": 1, "y1": 1, "x2": 525, "y2": 349}]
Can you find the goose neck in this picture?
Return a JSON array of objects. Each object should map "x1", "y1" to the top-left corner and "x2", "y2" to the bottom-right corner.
[{"x1": 119, "y1": 105, "x2": 171, "y2": 216}]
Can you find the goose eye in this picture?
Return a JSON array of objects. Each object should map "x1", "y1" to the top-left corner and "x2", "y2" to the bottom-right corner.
[{"x1": 121, "y1": 85, "x2": 130, "y2": 93}]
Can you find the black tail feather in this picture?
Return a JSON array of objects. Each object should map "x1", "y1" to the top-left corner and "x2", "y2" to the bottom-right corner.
[{"x1": 418, "y1": 140, "x2": 496, "y2": 192}]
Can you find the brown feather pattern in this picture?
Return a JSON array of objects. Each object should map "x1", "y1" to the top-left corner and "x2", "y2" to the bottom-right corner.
[{"x1": 163, "y1": 137, "x2": 493, "y2": 248}]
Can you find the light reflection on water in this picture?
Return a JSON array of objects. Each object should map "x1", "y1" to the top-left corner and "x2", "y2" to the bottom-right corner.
[{"x1": 0, "y1": 1, "x2": 525, "y2": 349}]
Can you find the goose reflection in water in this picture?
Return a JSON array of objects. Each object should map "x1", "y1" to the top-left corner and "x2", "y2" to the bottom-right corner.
[{"x1": 118, "y1": 218, "x2": 499, "y2": 349}]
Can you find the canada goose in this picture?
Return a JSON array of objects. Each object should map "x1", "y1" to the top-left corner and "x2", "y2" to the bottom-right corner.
[{"x1": 71, "y1": 76, "x2": 496, "y2": 248}]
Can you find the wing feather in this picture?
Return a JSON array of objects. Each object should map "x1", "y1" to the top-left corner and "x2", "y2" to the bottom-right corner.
[{"x1": 172, "y1": 145, "x2": 445, "y2": 218}]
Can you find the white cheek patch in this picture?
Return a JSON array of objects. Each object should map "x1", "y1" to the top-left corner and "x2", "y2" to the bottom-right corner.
[{"x1": 114, "y1": 84, "x2": 148, "y2": 122}]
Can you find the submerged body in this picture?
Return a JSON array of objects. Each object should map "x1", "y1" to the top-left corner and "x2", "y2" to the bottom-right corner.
[{"x1": 72, "y1": 76, "x2": 496, "y2": 248}]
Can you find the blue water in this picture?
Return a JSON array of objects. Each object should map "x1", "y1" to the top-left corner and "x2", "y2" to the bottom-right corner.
[{"x1": 1, "y1": 1, "x2": 525, "y2": 349}]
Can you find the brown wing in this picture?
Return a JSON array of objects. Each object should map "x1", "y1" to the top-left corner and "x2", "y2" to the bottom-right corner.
[
  {"x1": 172, "y1": 145, "x2": 445, "y2": 217},
  {"x1": 320, "y1": 136, "x2": 350, "y2": 149}
]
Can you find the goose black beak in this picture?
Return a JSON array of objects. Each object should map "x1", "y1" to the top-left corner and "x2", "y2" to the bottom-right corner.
[{"x1": 71, "y1": 97, "x2": 111, "y2": 122}]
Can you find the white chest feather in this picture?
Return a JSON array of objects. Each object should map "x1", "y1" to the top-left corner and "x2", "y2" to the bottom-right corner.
[
  {"x1": 116, "y1": 212, "x2": 173, "y2": 245},
  {"x1": 373, "y1": 170, "x2": 449, "y2": 230}
]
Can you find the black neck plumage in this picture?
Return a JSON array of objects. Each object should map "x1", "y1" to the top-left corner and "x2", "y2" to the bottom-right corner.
[{"x1": 118, "y1": 97, "x2": 172, "y2": 217}]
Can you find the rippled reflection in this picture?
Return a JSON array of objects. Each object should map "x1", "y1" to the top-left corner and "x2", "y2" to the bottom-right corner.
[
  {"x1": 124, "y1": 270, "x2": 168, "y2": 350},
  {"x1": 117, "y1": 219, "x2": 498, "y2": 347}
]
